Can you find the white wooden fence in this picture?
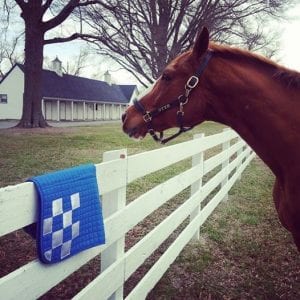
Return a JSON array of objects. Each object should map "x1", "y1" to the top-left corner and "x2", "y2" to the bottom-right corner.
[{"x1": 0, "y1": 129, "x2": 255, "y2": 299}]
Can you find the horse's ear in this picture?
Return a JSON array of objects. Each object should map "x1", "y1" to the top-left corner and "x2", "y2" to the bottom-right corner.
[{"x1": 192, "y1": 27, "x2": 209, "y2": 58}]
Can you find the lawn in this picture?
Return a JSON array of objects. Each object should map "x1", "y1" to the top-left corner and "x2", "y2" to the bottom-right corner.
[
  {"x1": 0, "y1": 121, "x2": 299, "y2": 299},
  {"x1": 0, "y1": 121, "x2": 223, "y2": 187}
]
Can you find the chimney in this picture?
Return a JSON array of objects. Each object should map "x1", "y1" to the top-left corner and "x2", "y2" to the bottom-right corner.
[
  {"x1": 51, "y1": 56, "x2": 63, "y2": 76},
  {"x1": 104, "y1": 70, "x2": 112, "y2": 85}
]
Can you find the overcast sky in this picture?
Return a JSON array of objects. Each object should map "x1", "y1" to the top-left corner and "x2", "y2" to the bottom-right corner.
[{"x1": 279, "y1": 4, "x2": 300, "y2": 71}]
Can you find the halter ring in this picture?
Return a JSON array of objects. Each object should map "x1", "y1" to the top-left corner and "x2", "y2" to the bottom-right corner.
[
  {"x1": 178, "y1": 94, "x2": 189, "y2": 105},
  {"x1": 143, "y1": 112, "x2": 152, "y2": 122}
]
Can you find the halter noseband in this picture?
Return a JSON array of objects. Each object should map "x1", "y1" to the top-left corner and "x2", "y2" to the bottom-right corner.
[{"x1": 133, "y1": 50, "x2": 213, "y2": 144}]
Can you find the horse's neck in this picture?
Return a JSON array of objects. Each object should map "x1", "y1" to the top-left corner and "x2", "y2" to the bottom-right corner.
[{"x1": 204, "y1": 61, "x2": 300, "y2": 178}]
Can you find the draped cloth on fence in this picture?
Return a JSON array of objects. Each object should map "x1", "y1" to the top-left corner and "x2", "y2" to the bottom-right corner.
[{"x1": 28, "y1": 164, "x2": 105, "y2": 264}]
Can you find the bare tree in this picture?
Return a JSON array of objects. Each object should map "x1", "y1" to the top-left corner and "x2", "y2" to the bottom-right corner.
[
  {"x1": 62, "y1": 48, "x2": 90, "y2": 76},
  {"x1": 1, "y1": 34, "x2": 24, "y2": 70},
  {"x1": 82, "y1": 0, "x2": 293, "y2": 86},
  {"x1": 3, "y1": 0, "x2": 112, "y2": 128},
  {"x1": 0, "y1": 34, "x2": 22, "y2": 77},
  {"x1": 0, "y1": 3, "x2": 23, "y2": 77}
]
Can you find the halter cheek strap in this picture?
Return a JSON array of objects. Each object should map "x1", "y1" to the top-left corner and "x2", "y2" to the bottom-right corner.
[{"x1": 133, "y1": 50, "x2": 213, "y2": 144}]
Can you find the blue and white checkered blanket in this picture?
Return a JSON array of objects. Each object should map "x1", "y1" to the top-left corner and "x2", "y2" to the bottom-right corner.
[{"x1": 29, "y1": 164, "x2": 105, "y2": 264}]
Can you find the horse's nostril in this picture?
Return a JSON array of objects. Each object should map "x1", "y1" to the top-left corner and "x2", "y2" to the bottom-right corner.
[{"x1": 121, "y1": 113, "x2": 126, "y2": 123}]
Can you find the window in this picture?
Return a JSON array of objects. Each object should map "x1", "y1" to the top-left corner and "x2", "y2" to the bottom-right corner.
[{"x1": 0, "y1": 94, "x2": 7, "y2": 104}]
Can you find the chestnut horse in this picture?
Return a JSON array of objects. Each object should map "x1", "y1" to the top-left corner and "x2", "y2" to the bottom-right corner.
[{"x1": 122, "y1": 27, "x2": 300, "y2": 251}]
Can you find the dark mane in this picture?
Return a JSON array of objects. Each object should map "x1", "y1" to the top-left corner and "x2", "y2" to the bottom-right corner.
[{"x1": 210, "y1": 43, "x2": 300, "y2": 89}]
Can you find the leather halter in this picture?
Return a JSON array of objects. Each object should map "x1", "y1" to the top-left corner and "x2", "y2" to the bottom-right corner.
[{"x1": 133, "y1": 50, "x2": 213, "y2": 144}]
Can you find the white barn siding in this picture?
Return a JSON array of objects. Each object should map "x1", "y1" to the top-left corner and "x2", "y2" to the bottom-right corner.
[
  {"x1": 112, "y1": 105, "x2": 116, "y2": 119},
  {"x1": 52, "y1": 102, "x2": 59, "y2": 121},
  {"x1": 0, "y1": 66, "x2": 24, "y2": 120},
  {"x1": 65, "y1": 102, "x2": 72, "y2": 120},
  {"x1": 113, "y1": 104, "x2": 119, "y2": 120},
  {"x1": 106, "y1": 104, "x2": 110, "y2": 119},
  {"x1": 44, "y1": 101, "x2": 52, "y2": 120},
  {"x1": 87, "y1": 103, "x2": 94, "y2": 120},
  {"x1": 100, "y1": 104, "x2": 105, "y2": 120},
  {"x1": 77, "y1": 102, "x2": 83, "y2": 120},
  {"x1": 73, "y1": 102, "x2": 78, "y2": 120},
  {"x1": 96, "y1": 104, "x2": 101, "y2": 120},
  {"x1": 109, "y1": 104, "x2": 113, "y2": 119},
  {"x1": 60, "y1": 102, "x2": 66, "y2": 120}
]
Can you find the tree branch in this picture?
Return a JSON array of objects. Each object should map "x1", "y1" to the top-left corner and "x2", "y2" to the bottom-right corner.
[
  {"x1": 42, "y1": 0, "x2": 80, "y2": 32},
  {"x1": 42, "y1": 0, "x2": 117, "y2": 32},
  {"x1": 44, "y1": 33, "x2": 97, "y2": 45},
  {"x1": 41, "y1": 0, "x2": 54, "y2": 14},
  {"x1": 77, "y1": 0, "x2": 115, "y2": 10},
  {"x1": 14, "y1": 0, "x2": 26, "y2": 11}
]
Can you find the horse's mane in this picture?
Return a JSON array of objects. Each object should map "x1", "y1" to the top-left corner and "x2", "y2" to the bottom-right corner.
[{"x1": 210, "y1": 43, "x2": 300, "y2": 89}]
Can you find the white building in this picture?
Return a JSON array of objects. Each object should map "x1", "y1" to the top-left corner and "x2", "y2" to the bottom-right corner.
[{"x1": 0, "y1": 59, "x2": 138, "y2": 121}]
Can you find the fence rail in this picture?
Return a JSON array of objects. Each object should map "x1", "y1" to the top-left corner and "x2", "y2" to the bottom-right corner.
[{"x1": 0, "y1": 129, "x2": 255, "y2": 300}]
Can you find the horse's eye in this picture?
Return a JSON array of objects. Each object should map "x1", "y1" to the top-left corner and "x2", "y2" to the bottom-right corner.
[{"x1": 161, "y1": 73, "x2": 172, "y2": 81}]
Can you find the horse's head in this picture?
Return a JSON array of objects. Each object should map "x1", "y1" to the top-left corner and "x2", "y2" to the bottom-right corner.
[{"x1": 122, "y1": 27, "x2": 212, "y2": 143}]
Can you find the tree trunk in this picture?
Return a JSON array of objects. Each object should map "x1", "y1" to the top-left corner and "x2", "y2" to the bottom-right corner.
[{"x1": 17, "y1": 18, "x2": 48, "y2": 128}]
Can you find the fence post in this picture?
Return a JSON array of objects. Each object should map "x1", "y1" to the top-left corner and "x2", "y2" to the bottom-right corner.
[
  {"x1": 190, "y1": 133, "x2": 204, "y2": 240},
  {"x1": 101, "y1": 149, "x2": 127, "y2": 300},
  {"x1": 221, "y1": 128, "x2": 230, "y2": 201}
]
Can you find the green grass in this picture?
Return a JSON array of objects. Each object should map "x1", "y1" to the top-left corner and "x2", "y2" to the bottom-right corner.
[{"x1": 0, "y1": 121, "x2": 224, "y2": 188}]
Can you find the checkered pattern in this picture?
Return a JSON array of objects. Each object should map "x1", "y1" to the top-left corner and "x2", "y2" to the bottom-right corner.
[
  {"x1": 29, "y1": 164, "x2": 105, "y2": 264},
  {"x1": 42, "y1": 193, "x2": 81, "y2": 261}
]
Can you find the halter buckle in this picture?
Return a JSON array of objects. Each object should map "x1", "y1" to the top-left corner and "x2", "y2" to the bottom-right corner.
[
  {"x1": 143, "y1": 112, "x2": 152, "y2": 123},
  {"x1": 186, "y1": 76, "x2": 199, "y2": 89}
]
